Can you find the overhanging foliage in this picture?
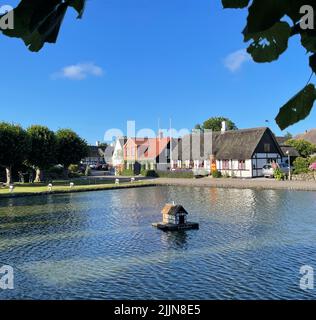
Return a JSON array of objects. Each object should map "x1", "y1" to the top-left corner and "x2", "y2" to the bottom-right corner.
[
  {"x1": 0, "y1": 0, "x2": 86, "y2": 52},
  {"x1": 222, "y1": 0, "x2": 316, "y2": 130}
]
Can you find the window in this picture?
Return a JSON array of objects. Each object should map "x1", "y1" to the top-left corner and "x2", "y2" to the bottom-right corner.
[
  {"x1": 222, "y1": 160, "x2": 230, "y2": 170},
  {"x1": 238, "y1": 160, "x2": 246, "y2": 170},
  {"x1": 264, "y1": 143, "x2": 271, "y2": 153}
]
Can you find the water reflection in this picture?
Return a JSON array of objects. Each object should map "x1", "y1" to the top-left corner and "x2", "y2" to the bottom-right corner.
[
  {"x1": 0, "y1": 186, "x2": 316, "y2": 300},
  {"x1": 160, "y1": 231, "x2": 188, "y2": 250}
]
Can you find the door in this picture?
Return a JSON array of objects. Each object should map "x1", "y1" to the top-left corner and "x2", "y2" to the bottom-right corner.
[{"x1": 179, "y1": 215, "x2": 185, "y2": 225}]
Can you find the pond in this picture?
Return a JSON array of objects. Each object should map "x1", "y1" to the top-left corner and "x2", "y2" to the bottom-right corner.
[{"x1": 1, "y1": 186, "x2": 316, "y2": 300}]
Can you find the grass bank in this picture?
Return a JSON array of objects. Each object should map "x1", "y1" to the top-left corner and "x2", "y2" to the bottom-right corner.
[
  {"x1": 155, "y1": 177, "x2": 316, "y2": 191},
  {"x1": 0, "y1": 180, "x2": 157, "y2": 199}
]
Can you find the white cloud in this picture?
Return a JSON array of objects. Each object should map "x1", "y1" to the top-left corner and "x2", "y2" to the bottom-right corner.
[
  {"x1": 52, "y1": 62, "x2": 104, "y2": 80},
  {"x1": 224, "y1": 49, "x2": 251, "y2": 72}
]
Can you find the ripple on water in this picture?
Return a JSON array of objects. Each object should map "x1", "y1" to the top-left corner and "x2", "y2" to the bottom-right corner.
[{"x1": 1, "y1": 186, "x2": 316, "y2": 300}]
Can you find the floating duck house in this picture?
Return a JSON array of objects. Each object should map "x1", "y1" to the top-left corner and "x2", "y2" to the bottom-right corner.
[{"x1": 152, "y1": 204, "x2": 199, "y2": 231}]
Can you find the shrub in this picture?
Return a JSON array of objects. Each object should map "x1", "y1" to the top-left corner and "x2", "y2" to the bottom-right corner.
[
  {"x1": 293, "y1": 157, "x2": 310, "y2": 174},
  {"x1": 69, "y1": 172, "x2": 83, "y2": 178},
  {"x1": 141, "y1": 170, "x2": 159, "y2": 177},
  {"x1": 156, "y1": 171, "x2": 194, "y2": 179},
  {"x1": 46, "y1": 166, "x2": 64, "y2": 180},
  {"x1": 68, "y1": 164, "x2": 79, "y2": 173},
  {"x1": 120, "y1": 169, "x2": 135, "y2": 176},
  {"x1": 309, "y1": 156, "x2": 316, "y2": 165},
  {"x1": 274, "y1": 168, "x2": 285, "y2": 181},
  {"x1": 223, "y1": 172, "x2": 231, "y2": 178},
  {"x1": 212, "y1": 170, "x2": 222, "y2": 178}
]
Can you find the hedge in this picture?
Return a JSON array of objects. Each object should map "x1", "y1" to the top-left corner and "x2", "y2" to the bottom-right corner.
[
  {"x1": 120, "y1": 169, "x2": 135, "y2": 176},
  {"x1": 140, "y1": 170, "x2": 159, "y2": 177},
  {"x1": 156, "y1": 171, "x2": 194, "y2": 179}
]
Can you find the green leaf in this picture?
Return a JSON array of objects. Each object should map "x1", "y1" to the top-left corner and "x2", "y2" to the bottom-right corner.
[
  {"x1": 285, "y1": 0, "x2": 316, "y2": 24},
  {"x1": 245, "y1": 22, "x2": 291, "y2": 63},
  {"x1": 301, "y1": 32, "x2": 316, "y2": 53},
  {"x1": 245, "y1": 0, "x2": 286, "y2": 34},
  {"x1": 222, "y1": 0, "x2": 250, "y2": 8},
  {"x1": 68, "y1": 0, "x2": 86, "y2": 18},
  {"x1": 275, "y1": 84, "x2": 316, "y2": 130},
  {"x1": 309, "y1": 53, "x2": 316, "y2": 73},
  {"x1": 1, "y1": 0, "x2": 86, "y2": 52}
]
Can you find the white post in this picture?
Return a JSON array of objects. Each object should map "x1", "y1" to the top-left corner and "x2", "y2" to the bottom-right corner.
[{"x1": 286, "y1": 150, "x2": 291, "y2": 181}]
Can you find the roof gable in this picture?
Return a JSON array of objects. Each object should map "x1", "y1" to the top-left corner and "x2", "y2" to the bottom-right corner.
[
  {"x1": 124, "y1": 137, "x2": 170, "y2": 159},
  {"x1": 161, "y1": 204, "x2": 188, "y2": 215}
]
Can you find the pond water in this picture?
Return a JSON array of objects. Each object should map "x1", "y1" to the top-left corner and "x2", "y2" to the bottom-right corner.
[{"x1": 1, "y1": 186, "x2": 316, "y2": 300}]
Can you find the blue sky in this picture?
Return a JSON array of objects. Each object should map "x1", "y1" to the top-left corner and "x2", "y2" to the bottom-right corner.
[{"x1": 0, "y1": 0, "x2": 315, "y2": 144}]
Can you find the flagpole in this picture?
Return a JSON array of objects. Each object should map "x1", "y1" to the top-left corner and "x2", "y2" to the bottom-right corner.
[{"x1": 170, "y1": 118, "x2": 173, "y2": 170}]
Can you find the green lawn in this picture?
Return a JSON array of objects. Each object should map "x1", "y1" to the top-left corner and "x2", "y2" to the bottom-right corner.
[{"x1": 0, "y1": 180, "x2": 154, "y2": 197}]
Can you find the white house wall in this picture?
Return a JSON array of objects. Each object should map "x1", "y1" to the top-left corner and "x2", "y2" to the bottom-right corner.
[{"x1": 216, "y1": 159, "x2": 252, "y2": 178}]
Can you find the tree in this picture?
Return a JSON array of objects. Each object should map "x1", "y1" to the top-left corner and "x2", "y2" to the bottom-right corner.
[
  {"x1": 0, "y1": 0, "x2": 86, "y2": 52},
  {"x1": 287, "y1": 139, "x2": 316, "y2": 158},
  {"x1": 284, "y1": 132, "x2": 293, "y2": 140},
  {"x1": 55, "y1": 129, "x2": 89, "y2": 177},
  {"x1": 222, "y1": 1, "x2": 316, "y2": 130},
  {"x1": 27, "y1": 125, "x2": 57, "y2": 182},
  {"x1": 0, "y1": 122, "x2": 30, "y2": 184},
  {"x1": 97, "y1": 142, "x2": 108, "y2": 148},
  {"x1": 196, "y1": 117, "x2": 238, "y2": 131}
]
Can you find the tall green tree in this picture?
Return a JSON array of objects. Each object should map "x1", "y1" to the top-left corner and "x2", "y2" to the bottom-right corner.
[
  {"x1": 286, "y1": 139, "x2": 316, "y2": 158},
  {"x1": 222, "y1": 1, "x2": 316, "y2": 129},
  {"x1": 55, "y1": 129, "x2": 89, "y2": 177},
  {"x1": 27, "y1": 125, "x2": 57, "y2": 182},
  {"x1": 196, "y1": 117, "x2": 238, "y2": 131},
  {"x1": 0, "y1": 122, "x2": 30, "y2": 184}
]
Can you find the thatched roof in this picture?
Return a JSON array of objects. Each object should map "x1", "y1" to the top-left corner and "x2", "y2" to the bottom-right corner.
[
  {"x1": 276, "y1": 137, "x2": 288, "y2": 145},
  {"x1": 172, "y1": 127, "x2": 281, "y2": 160},
  {"x1": 213, "y1": 128, "x2": 270, "y2": 160},
  {"x1": 295, "y1": 129, "x2": 316, "y2": 145},
  {"x1": 161, "y1": 204, "x2": 188, "y2": 215}
]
